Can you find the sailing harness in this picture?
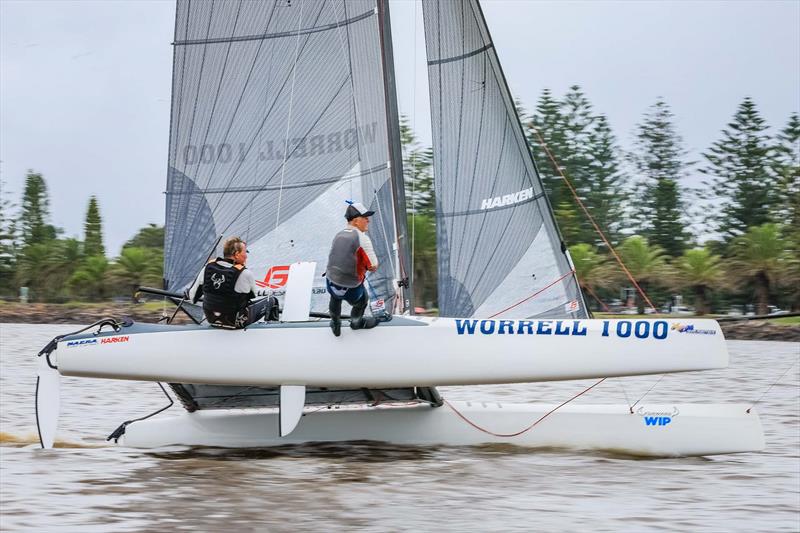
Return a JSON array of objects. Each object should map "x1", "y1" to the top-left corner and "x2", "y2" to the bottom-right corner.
[{"x1": 199, "y1": 258, "x2": 251, "y2": 327}]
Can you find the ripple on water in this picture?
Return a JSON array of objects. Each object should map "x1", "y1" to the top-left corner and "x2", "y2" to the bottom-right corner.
[{"x1": 0, "y1": 324, "x2": 798, "y2": 532}]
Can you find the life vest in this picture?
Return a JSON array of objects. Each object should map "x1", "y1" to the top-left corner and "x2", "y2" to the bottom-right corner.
[{"x1": 202, "y1": 258, "x2": 249, "y2": 325}]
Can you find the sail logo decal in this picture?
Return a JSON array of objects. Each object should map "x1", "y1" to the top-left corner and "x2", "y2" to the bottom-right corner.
[
  {"x1": 101, "y1": 336, "x2": 130, "y2": 344},
  {"x1": 480, "y1": 187, "x2": 534, "y2": 210},
  {"x1": 671, "y1": 323, "x2": 716, "y2": 335},
  {"x1": 638, "y1": 407, "x2": 679, "y2": 427},
  {"x1": 256, "y1": 265, "x2": 290, "y2": 289},
  {"x1": 183, "y1": 122, "x2": 378, "y2": 165},
  {"x1": 456, "y1": 319, "x2": 588, "y2": 336},
  {"x1": 66, "y1": 338, "x2": 97, "y2": 348},
  {"x1": 456, "y1": 319, "x2": 673, "y2": 340}
]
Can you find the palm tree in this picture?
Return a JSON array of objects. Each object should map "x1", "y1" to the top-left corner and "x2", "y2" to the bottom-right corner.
[
  {"x1": 728, "y1": 223, "x2": 786, "y2": 315},
  {"x1": 15, "y1": 238, "x2": 83, "y2": 301},
  {"x1": 69, "y1": 255, "x2": 109, "y2": 301},
  {"x1": 675, "y1": 248, "x2": 724, "y2": 315},
  {"x1": 569, "y1": 243, "x2": 611, "y2": 310},
  {"x1": 617, "y1": 236, "x2": 669, "y2": 313},
  {"x1": 109, "y1": 247, "x2": 163, "y2": 302}
]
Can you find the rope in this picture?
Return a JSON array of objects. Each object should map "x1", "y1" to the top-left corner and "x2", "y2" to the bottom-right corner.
[
  {"x1": 616, "y1": 380, "x2": 633, "y2": 412},
  {"x1": 747, "y1": 354, "x2": 799, "y2": 413},
  {"x1": 530, "y1": 126, "x2": 656, "y2": 311},
  {"x1": 488, "y1": 270, "x2": 575, "y2": 318},
  {"x1": 583, "y1": 284, "x2": 609, "y2": 312},
  {"x1": 444, "y1": 378, "x2": 607, "y2": 438},
  {"x1": 629, "y1": 374, "x2": 666, "y2": 413}
]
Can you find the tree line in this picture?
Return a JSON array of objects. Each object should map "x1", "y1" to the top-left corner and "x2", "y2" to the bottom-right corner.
[
  {"x1": 403, "y1": 89, "x2": 798, "y2": 315},
  {"x1": 0, "y1": 172, "x2": 163, "y2": 302},
  {"x1": 1, "y1": 89, "x2": 796, "y2": 316}
]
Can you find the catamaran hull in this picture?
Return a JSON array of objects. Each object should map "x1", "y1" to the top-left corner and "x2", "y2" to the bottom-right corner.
[
  {"x1": 118, "y1": 402, "x2": 764, "y2": 457},
  {"x1": 56, "y1": 318, "x2": 729, "y2": 387}
]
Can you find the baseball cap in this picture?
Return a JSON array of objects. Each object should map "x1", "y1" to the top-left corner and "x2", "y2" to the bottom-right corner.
[{"x1": 345, "y1": 202, "x2": 375, "y2": 221}]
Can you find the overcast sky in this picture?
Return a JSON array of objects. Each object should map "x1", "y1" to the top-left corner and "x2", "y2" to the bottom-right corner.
[{"x1": 1, "y1": 0, "x2": 798, "y2": 255}]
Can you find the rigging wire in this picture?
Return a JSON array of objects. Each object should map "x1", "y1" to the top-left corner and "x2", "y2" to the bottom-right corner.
[
  {"x1": 747, "y1": 354, "x2": 799, "y2": 413},
  {"x1": 274, "y1": 0, "x2": 306, "y2": 232},
  {"x1": 529, "y1": 126, "x2": 657, "y2": 311},
  {"x1": 409, "y1": 0, "x2": 419, "y2": 298},
  {"x1": 583, "y1": 284, "x2": 610, "y2": 312},
  {"x1": 444, "y1": 378, "x2": 607, "y2": 438},
  {"x1": 629, "y1": 374, "x2": 666, "y2": 413}
]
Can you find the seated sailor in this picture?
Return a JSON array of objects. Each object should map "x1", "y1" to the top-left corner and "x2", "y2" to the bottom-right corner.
[{"x1": 188, "y1": 236, "x2": 278, "y2": 328}]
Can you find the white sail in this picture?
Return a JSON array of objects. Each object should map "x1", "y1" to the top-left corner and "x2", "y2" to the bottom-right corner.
[{"x1": 422, "y1": 0, "x2": 587, "y2": 319}]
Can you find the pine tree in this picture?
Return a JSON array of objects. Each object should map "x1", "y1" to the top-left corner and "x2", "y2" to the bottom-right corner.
[
  {"x1": 700, "y1": 97, "x2": 777, "y2": 241},
  {"x1": 83, "y1": 195, "x2": 105, "y2": 257},
  {"x1": 631, "y1": 99, "x2": 689, "y2": 257},
  {"x1": 526, "y1": 88, "x2": 567, "y2": 207},
  {"x1": 399, "y1": 116, "x2": 437, "y2": 309},
  {"x1": 19, "y1": 171, "x2": 57, "y2": 247},
  {"x1": 773, "y1": 113, "x2": 800, "y2": 235},
  {"x1": 0, "y1": 180, "x2": 18, "y2": 296},
  {"x1": 558, "y1": 86, "x2": 595, "y2": 200},
  {"x1": 124, "y1": 224, "x2": 165, "y2": 249},
  {"x1": 584, "y1": 115, "x2": 626, "y2": 244},
  {"x1": 400, "y1": 116, "x2": 435, "y2": 217}
]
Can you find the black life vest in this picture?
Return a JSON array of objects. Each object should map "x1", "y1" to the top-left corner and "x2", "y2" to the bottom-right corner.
[{"x1": 202, "y1": 258, "x2": 250, "y2": 324}]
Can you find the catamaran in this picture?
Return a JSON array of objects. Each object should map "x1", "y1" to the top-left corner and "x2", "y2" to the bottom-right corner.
[{"x1": 35, "y1": 0, "x2": 764, "y2": 457}]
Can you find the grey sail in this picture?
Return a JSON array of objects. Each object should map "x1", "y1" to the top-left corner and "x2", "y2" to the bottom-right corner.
[
  {"x1": 164, "y1": 0, "x2": 402, "y2": 315},
  {"x1": 422, "y1": 0, "x2": 588, "y2": 319},
  {"x1": 162, "y1": 0, "x2": 438, "y2": 411}
]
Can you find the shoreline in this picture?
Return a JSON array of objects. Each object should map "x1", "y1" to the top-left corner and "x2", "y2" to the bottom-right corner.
[{"x1": 0, "y1": 303, "x2": 798, "y2": 342}]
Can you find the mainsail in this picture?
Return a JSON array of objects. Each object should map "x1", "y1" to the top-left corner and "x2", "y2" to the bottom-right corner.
[
  {"x1": 164, "y1": 0, "x2": 407, "y2": 314},
  {"x1": 422, "y1": 0, "x2": 587, "y2": 319},
  {"x1": 161, "y1": 0, "x2": 437, "y2": 411}
]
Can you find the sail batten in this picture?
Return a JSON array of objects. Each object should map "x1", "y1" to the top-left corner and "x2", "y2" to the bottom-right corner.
[{"x1": 174, "y1": 9, "x2": 376, "y2": 46}]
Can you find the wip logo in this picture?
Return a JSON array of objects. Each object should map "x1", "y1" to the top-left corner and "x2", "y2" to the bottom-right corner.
[
  {"x1": 638, "y1": 407, "x2": 679, "y2": 427},
  {"x1": 66, "y1": 338, "x2": 97, "y2": 348},
  {"x1": 101, "y1": 336, "x2": 130, "y2": 344},
  {"x1": 671, "y1": 323, "x2": 717, "y2": 335},
  {"x1": 256, "y1": 265, "x2": 290, "y2": 289},
  {"x1": 644, "y1": 416, "x2": 672, "y2": 426}
]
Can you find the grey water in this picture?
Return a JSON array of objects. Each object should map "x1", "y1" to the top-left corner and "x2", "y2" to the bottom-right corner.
[{"x1": 1, "y1": 323, "x2": 798, "y2": 532}]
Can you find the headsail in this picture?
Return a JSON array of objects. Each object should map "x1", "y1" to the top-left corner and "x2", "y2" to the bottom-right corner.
[
  {"x1": 164, "y1": 0, "x2": 403, "y2": 313},
  {"x1": 422, "y1": 0, "x2": 587, "y2": 319}
]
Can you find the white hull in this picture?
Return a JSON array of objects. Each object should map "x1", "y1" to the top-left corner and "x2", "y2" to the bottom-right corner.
[
  {"x1": 119, "y1": 401, "x2": 764, "y2": 457},
  {"x1": 56, "y1": 318, "x2": 728, "y2": 387}
]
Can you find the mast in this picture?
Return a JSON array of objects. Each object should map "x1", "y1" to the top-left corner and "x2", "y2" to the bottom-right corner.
[{"x1": 377, "y1": 0, "x2": 414, "y2": 314}]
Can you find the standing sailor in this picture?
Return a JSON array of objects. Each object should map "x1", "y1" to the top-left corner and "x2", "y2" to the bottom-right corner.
[
  {"x1": 325, "y1": 202, "x2": 379, "y2": 337},
  {"x1": 188, "y1": 237, "x2": 278, "y2": 328}
]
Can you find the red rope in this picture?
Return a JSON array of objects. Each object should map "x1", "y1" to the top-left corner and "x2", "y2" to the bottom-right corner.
[
  {"x1": 488, "y1": 270, "x2": 575, "y2": 318},
  {"x1": 444, "y1": 378, "x2": 607, "y2": 437},
  {"x1": 583, "y1": 284, "x2": 610, "y2": 312},
  {"x1": 530, "y1": 127, "x2": 656, "y2": 311}
]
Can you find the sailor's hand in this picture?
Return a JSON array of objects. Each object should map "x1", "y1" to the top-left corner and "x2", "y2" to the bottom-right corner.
[{"x1": 368, "y1": 265, "x2": 378, "y2": 272}]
